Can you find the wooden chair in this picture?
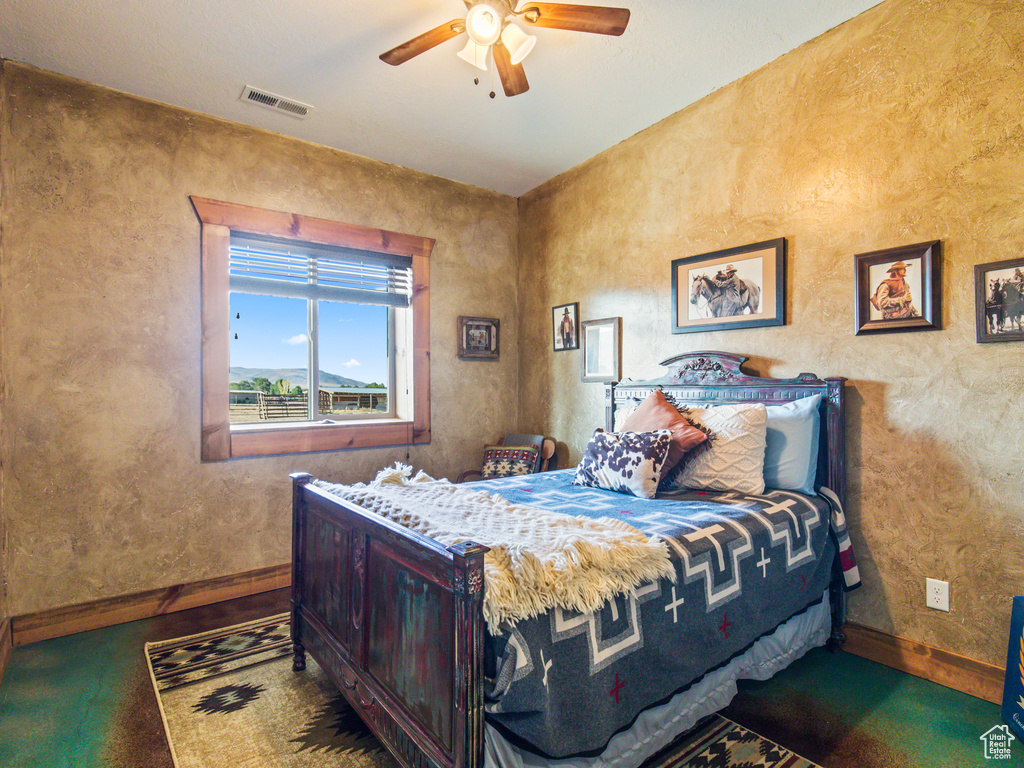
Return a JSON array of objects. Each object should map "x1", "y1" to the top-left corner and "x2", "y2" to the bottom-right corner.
[{"x1": 457, "y1": 433, "x2": 557, "y2": 483}]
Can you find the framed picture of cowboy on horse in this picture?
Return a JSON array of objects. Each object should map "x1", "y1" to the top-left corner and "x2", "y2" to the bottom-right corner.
[
  {"x1": 671, "y1": 238, "x2": 785, "y2": 334},
  {"x1": 975, "y1": 257, "x2": 1024, "y2": 343},
  {"x1": 854, "y1": 240, "x2": 941, "y2": 335}
]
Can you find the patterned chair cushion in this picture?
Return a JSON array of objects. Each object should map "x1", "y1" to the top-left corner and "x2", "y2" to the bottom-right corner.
[
  {"x1": 572, "y1": 429, "x2": 673, "y2": 499},
  {"x1": 481, "y1": 444, "x2": 541, "y2": 479}
]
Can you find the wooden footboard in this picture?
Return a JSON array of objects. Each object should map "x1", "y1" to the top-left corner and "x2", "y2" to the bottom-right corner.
[{"x1": 290, "y1": 473, "x2": 489, "y2": 768}]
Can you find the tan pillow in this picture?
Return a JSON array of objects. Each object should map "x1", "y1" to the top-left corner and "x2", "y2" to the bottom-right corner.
[{"x1": 621, "y1": 390, "x2": 710, "y2": 480}]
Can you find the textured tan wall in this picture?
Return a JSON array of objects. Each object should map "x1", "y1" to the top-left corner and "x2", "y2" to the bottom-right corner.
[
  {"x1": 0, "y1": 64, "x2": 520, "y2": 616},
  {"x1": 518, "y1": 0, "x2": 1024, "y2": 666}
]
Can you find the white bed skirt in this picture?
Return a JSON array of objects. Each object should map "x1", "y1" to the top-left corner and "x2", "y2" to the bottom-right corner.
[{"x1": 484, "y1": 589, "x2": 831, "y2": 768}]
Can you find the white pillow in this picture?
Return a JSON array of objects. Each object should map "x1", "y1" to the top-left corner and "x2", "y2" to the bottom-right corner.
[
  {"x1": 665, "y1": 402, "x2": 768, "y2": 494},
  {"x1": 612, "y1": 404, "x2": 639, "y2": 432}
]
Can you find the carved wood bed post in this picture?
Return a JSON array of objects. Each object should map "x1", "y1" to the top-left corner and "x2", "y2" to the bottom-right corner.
[
  {"x1": 291, "y1": 472, "x2": 312, "y2": 672},
  {"x1": 824, "y1": 377, "x2": 847, "y2": 507},
  {"x1": 450, "y1": 542, "x2": 489, "y2": 768},
  {"x1": 604, "y1": 382, "x2": 617, "y2": 432}
]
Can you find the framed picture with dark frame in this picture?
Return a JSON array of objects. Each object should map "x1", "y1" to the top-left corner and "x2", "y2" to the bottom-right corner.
[
  {"x1": 854, "y1": 240, "x2": 941, "y2": 335},
  {"x1": 552, "y1": 302, "x2": 579, "y2": 351},
  {"x1": 671, "y1": 238, "x2": 786, "y2": 334},
  {"x1": 457, "y1": 316, "x2": 499, "y2": 360},
  {"x1": 581, "y1": 317, "x2": 621, "y2": 383},
  {"x1": 975, "y1": 257, "x2": 1024, "y2": 343}
]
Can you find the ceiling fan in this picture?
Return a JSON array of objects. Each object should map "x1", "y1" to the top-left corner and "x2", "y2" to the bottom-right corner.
[{"x1": 380, "y1": 2, "x2": 630, "y2": 97}]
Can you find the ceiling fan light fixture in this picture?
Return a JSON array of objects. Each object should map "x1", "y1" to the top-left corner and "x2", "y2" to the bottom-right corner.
[
  {"x1": 465, "y1": 3, "x2": 504, "y2": 46},
  {"x1": 457, "y1": 39, "x2": 490, "y2": 71},
  {"x1": 501, "y1": 23, "x2": 536, "y2": 66}
]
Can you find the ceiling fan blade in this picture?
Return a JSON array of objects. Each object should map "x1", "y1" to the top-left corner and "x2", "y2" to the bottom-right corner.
[
  {"x1": 492, "y1": 43, "x2": 530, "y2": 97},
  {"x1": 518, "y1": 3, "x2": 630, "y2": 36},
  {"x1": 380, "y1": 19, "x2": 466, "y2": 66}
]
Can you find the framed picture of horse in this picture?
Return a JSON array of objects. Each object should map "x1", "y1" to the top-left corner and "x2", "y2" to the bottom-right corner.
[
  {"x1": 975, "y1": 257, "x2": 1024, "y2": 343},
  {"x1": 671, "y1": 238, "x2": 786, "y2": 334},
  {"x1": 854, "y1": 241, "x2": 941, "y2": 335}
]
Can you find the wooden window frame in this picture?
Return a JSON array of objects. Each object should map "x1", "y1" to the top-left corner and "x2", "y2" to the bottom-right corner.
[{"x1": 192, "y1": 196, "x2": 432, "y2": 461}]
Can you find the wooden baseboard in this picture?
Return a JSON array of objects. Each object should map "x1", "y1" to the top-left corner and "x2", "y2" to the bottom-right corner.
[
  {"x1": 0, "y1": 618, "x2": 12, "y2": 684},
  {"x1": 11, "y1": 563, "x2": 291, "y2": 647},
  {"x1": 843, "y1": 621, "x2": 1006, "y2": 704}
]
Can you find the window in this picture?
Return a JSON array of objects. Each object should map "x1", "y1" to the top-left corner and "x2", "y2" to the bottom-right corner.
[
  {"x1": 192, "y1": 197, "x2": 432, "y2": 460},
  {"x1": 227, "y1": 234, "x2": 408, "y2": 423}
]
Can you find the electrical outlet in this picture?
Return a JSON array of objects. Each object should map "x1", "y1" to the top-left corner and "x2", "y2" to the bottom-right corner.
[{"x1": 926, "y1": 578, "x2": 949, "y2": 612}]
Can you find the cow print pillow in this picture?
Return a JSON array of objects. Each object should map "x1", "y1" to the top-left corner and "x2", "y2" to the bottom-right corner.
[{"x1": 572, "y1": 429, "x2": 673, "y2": 499}]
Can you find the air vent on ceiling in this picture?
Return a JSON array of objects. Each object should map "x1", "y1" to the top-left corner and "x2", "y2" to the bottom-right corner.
[{"x1": 239, "y1": 85, "x2": 314, "y2": 120}]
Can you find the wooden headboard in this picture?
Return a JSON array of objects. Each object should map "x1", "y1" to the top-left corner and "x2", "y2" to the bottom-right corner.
[{"x1": 605, "y1": 351, "x2": 846, "y2": 505}]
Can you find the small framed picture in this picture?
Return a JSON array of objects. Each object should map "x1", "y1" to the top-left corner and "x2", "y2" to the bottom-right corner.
[
  {"x1": 975, "y1": 258, "x2": 1024, "y2": 343},
  {"x1": 457, "y1": 316, "x2": 499, "y2": 360},
  {"x1": 552, "y1": 302, "x2": 580, "y2": 351},
  {"x1": 581, "y1": 317, "x2": 621, "y2": 383},
  {"x1": 854, "y1": 241, "x2": 941, "y2": 335},
  {"x1": 671, "y1": 239, "x2": 786, "y2": 334}
]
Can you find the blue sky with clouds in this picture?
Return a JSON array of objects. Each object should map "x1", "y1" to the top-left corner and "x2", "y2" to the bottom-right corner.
[{"x1": 229, "y1": 293, "x2": 388, "y2": 385}]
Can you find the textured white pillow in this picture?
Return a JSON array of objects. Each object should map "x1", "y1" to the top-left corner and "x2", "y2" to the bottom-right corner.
[
  {"x1": 612, "y1": 404, "x2": 639, "y2": 432},
  {"x1": 666, "y1": 402, "x2": 768, "y2": 494}
]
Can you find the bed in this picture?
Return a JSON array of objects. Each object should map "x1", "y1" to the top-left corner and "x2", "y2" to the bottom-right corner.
[{"x1": 289, "y1": 351, "x2": 855, "y2": 768}]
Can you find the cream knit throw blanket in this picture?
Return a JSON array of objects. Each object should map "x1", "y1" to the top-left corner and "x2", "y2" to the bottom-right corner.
[{"x1": 313, "y1": 465, "x2": 674, "y2": 632}]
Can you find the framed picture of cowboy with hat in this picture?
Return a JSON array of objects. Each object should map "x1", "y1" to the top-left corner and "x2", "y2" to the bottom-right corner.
[
  {"x1": 671, "y1": 238, "x2": 786, "y2": 334},
  {"x1": 855, "y1": 240, "x2": 941, "y2": 335},
  {"x1": 552, "y1": 302, "x2": 580, "y2": 351}
]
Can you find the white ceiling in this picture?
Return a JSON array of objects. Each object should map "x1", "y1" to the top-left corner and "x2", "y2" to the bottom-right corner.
[{"x1": 0, "y1": 0, "x2": 879, "y2": 196}]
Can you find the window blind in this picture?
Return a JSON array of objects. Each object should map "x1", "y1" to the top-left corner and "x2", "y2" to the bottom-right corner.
[{"x1": 229, "y1": 234, "x2": 413, "y2": 307}]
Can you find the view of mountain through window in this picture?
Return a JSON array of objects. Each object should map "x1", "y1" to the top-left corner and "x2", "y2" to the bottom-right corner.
[{"x1": 228, "y1": 293, "x2": 390, "y2": 423}]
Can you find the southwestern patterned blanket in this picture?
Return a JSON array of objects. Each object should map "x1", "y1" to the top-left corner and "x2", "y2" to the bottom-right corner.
[{"x1": 474, "y1": 470, "x2": 853, "y2": 758}]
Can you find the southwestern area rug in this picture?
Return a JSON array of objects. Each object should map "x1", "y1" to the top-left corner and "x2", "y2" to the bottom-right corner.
[{"x1": 145, "y1": 614, "x2": 821, "y2": 768}]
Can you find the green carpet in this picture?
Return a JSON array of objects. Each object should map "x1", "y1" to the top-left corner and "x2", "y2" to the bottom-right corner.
[
  {"x1": 146, "y1": 615, "x2": 820, "y2": 768},
  {"x1": 0, "y1": 589, "x2": 292, "y2": 768},
  {"x1": 0, "y1": 619, "x2": 145, "y2": 766},
  {"x1": 723, "y1": 646, "x2": 1020, "y2": 767}
]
